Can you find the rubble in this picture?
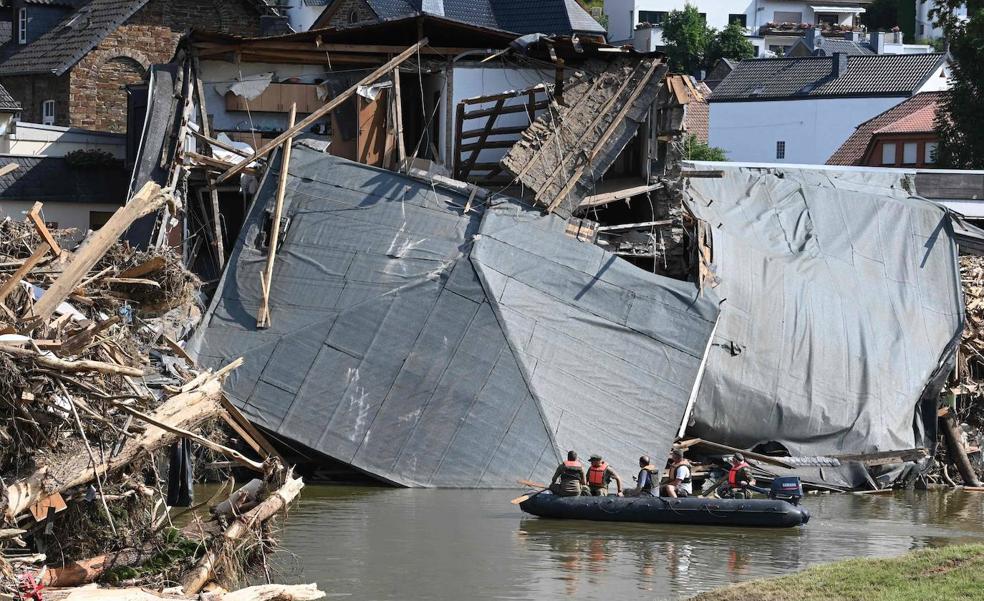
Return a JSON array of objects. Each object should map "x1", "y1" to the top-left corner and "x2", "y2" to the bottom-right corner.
[{"x1": 0, "y1": 184, "x2": 319, "y2": 599}]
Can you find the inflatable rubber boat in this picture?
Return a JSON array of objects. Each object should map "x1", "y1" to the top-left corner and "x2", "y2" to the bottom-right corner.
[{"x1": 518, "y1": 477, "x2": 810, "y2": 528}]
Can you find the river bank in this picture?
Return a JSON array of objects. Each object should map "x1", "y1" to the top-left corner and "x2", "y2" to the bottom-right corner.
[{"x1": 689, "y1": 543, "x2": 984, "y2": 601}]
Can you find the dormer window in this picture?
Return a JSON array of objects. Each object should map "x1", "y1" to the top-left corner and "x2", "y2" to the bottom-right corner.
[{"x1": 18, "y1": 8, "x2": 27, "y2": 44}]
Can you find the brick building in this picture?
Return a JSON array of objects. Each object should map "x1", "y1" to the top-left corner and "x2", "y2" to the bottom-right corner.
[{"x1": 0, "y1": 0, "x2": 281, "y2": 133}]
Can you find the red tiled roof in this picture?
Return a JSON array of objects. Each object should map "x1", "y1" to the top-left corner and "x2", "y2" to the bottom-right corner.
[
  {"x1": 685, "y1": 81, "x2": 711, "y2": 143},
  {"x1": 874, "y1": 103, "x2": 937, "y2": 135},
  {"x1": 827, "y1": 92, "x2": 943, "y2": 166}
]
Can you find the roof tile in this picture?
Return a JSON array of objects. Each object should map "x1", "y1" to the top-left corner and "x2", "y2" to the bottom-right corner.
[{"x1": 827, "y1": 92, "x2": 943, "y2": 165}]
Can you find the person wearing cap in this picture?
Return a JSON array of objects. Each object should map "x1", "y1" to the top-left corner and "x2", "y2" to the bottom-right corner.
[
  {"x1": 661, "y1": 449, "x2": 692, "y2": 498},
  {"x1": 550, "y1": 450, "x2": 587, "y2": 497},
  {"x1": 727, "y1": 453, "x2": 755, "y2": 498},
  {"x1": 586, "y1": 454, "x2": 623, "y2": 496}
]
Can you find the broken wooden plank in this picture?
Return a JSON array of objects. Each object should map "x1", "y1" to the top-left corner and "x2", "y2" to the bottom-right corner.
[
  {"x1": 0, "y1": 242, "x2": 50, "y2": 304},
  {"x1": 681, "y1": 170, "x2": 725, "y2": 178},
  {"x1": 596, "y1": 219, "x2": 674, "y2": 232},
  {"x1": 27, "y1": 202, "x2": 62, "y2": 256},
  {"x1": 0, "y1": 344, "x2": 145, "y2": 377},
  {"x1": 459, "y1": 98, "x2": 505, "y2": 180},
  {"x1": 118, "y1": 256, "x2": 166, "y2": 279},
  {"x1": 215, "y1": 39, "x2": 428, "y2": 185},
  {"x1": 579, "y1": 183, "x2": 662, "y2": 209},
  {"x1": 675, "y1": 438, "x2": 796, "y2": 469},
  {"x1": 29, "y1": 491, "x2": 67, "y2": 522},
  {"x1": 256, "y1": 103, "x2": 297, "y2": 329},
  {"x1": 28, "y1": 182, "x2": 168, "y2": 324},
  {"x1": 0, "y1": 163, "x2": 18, "y2": 178},
  {"x1": 392, "y1": 67, "x2": 406, "y2": 168}
]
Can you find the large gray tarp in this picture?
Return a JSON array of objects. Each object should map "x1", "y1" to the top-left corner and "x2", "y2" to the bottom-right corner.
[
  {"x1": 190, "y1": 148, "x2": 718, "y2": 487},
  {"x1": 682, "y1": 164, "x2": 963, "y2": 459}
]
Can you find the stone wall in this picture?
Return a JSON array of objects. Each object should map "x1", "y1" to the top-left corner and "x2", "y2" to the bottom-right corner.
[
  {"x1": 1, "y1": 74, "x2": 70, "y2": 126},
  {"x1": 67, "y1": 0, "x2": 264, "y2": 133},
  {"x1": 319, "y1": 0, "x2": 377, "y2": 29}
]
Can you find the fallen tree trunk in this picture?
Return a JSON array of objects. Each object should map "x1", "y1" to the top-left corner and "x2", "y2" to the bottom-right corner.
[
  {"x1": 46, "y1": 583, "x2": 325, "y2": 601},
  {"x1": 180, "y1": 473, "x2": 305, "y2": 595},
  {"x1": 941, "y1": 413, "x2": 982, "y2": 487},
  {"x1": 2, "y1": 359, "x2": 242, "y2": 519}
]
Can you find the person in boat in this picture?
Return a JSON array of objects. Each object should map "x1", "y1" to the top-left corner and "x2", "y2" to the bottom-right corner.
[
  {"x1": 550, "y1": 450, "x2": 587, "y2": 497},
  {"x1": 661, "y1": 449, "x2": 692, "y2": 498},
  {"x1": 726, "y1": 453, "x2": 756, "y2": 498},
  {"x1": 586, "y1": 454, "x2": 624, "y2": 496},
  {"x1": 624, "y1": 455, "x2": 660, "y2": 497}
]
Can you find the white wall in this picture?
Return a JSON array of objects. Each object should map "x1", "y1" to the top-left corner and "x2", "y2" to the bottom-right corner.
[
  {"x1": 0, "y1": 201, "x2": 122, "y2": 245},
  {"x1": 708, "y1": 96, "x2": 906, "y2": 164},
  {"x1": 917, "y1": 1, "x2": 967, "y2": 41},
  {"x1": 445, "y1": 64, "x2": 552, "y2": 166},
  {"x1": 916, "y1": 63, "x2": 951, "y2": 92},
  {"x1": 0, "y1": 122, "x2": 125, "y2": 158}
]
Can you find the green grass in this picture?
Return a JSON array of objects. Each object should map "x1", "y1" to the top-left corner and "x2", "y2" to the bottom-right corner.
[{"x1": 690, "y1": 544, "x2": 984, "y2": 601}]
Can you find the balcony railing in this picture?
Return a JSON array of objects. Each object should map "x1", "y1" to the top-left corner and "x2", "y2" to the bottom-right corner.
[{"x1": 758, "y1": 22, "x2": 863, "y2": 37}]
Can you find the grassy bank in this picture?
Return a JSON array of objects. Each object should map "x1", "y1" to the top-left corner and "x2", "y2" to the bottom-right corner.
[{"x1": 691, "y1": 544, "x2": 984, "y2": 601}]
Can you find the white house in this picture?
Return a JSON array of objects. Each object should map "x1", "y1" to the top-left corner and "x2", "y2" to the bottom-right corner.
[
  {"x1": 916, "y1": 1, "x2": 967, "y2": 41},
  {"x1": 605, "y1": 0, "x2": 872, "y2": 56},
  {"x1": 707, "y1": 52, "x2": 950, "y2": 164}
]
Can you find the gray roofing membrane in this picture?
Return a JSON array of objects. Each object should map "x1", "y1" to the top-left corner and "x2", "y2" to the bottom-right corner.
[{"x1": 191, "y1": 147, "x2": 718, "y2": 487}]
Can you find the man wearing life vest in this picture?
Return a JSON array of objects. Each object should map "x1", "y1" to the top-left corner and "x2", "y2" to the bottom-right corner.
[
  {"x1": 586, "y1": 454, "x2": 624, "y2": 496},
  {"x1": 727, "y1": 453, "x2": 755, "y2": 498},
  {"x1": 625, "y1": 455, "x2": 659, "y2": 496},
  {"x1": 662, "y1": 449, "x2": 692, "y2": 498},
  {"x1": 550, "y1": 450, "x2": 587, "y2": 497}
]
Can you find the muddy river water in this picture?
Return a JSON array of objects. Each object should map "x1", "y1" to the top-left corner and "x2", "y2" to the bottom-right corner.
[{"x1": 269, "y1": 487, "x2": 984, "y2": 601}]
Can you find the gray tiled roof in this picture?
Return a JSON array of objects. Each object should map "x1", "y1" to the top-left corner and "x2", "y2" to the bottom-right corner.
[
  {"x1": 0, "y1": 154, "x2": 128, "y2": 203},
  {"x1": 0, "y1": 0, "x2": 150, "y2": 76},
  {"x1": 0, "y1": 81, "x2": 21, "y2": 111},
  {"x1": 358, "y1": 0, "x2": 605, "y2": 35},
  {"x1": 812, "y1": 37, "x2": 875, "y2": 56},
  {"x1": 709, "y1": 53, "x2": 947, "y2": 102},
  {"x1": 0, "y1": 0, "x2": 279, "y2": 76}
]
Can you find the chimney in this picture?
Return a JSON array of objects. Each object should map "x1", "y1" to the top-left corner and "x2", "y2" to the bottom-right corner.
[
  {"x1": 831, "y1": 52, "x2": 848, "y2": 77},
  {"x1": 806, "y1": 26, "x2": 821, "y2": 49},
  {"x1": 870, "y1": 31, "x2": 885, "y2": 54}
]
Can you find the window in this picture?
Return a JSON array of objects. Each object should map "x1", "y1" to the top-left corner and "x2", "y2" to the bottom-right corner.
[
  {"x1": 816, "y1": 13, "x2": 838, "y2": 27},
  {"x1": 638, "y1": 10, "x2": 667, "y2": 25},
  {"x1": 17, "y1": 8, "x2": 27, "y2": 44},
  {"x1": 348, "y1": 10, "x2": 360, "y2": 24},
  {"x1": 776, "y1": 140, "x2": 786, "y2": 159},
  {"x1": 881, "y1": 143, "x2": 896, "y2": 165},
  {"x1": 88, "y1": 211, "x2": 113, "y2": 231},
  {"x1": 925, "y1": 142, "x2": 938, "y2": 164},
  {"x1": 41, "y1": 99, "x2": 54, "y2": 125},
  {"x1": 903, "y1": 142, "x2": 918, "y2": 164},
  {"x1": 728, "y1": 13, "x2": 747, "y2": 27},
  {"x1": 774, "y1": 11, "x2": 803, "y2": 24}
]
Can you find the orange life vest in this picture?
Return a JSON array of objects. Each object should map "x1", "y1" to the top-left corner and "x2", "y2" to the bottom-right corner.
[
  {"x1": 728, "y1": 461, "x2": 750, "y2": 487},
  {"x1": 587, "y1": 462, "x2": 609, "y2": 487},
  {"x1": 560, "y1": 460, "x2": 583, "y2": 481}
]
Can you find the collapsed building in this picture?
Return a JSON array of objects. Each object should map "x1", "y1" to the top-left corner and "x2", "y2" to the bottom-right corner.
[{"x1": 129, "y1": 16, "x2": 981, "y2": 489}]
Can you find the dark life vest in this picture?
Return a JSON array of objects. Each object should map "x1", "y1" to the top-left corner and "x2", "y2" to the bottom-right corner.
[
  {"x1": 672, "y1": 460, "x2": 692, "y2": 483},
  {"x1": 728, "y1": 461, "x2": 750, "y2": 487},
  {"x1": 588, "y1": 462, "x2": 610, "y2": 487},
  {"x1": 560, "y1": 460, "x2": 583, "y2": 481}
]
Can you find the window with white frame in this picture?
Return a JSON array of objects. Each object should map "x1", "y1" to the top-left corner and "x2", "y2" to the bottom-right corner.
[
  {"x1": 882, "y1": 143, "x2": 896, "y2": 165},
  {"x1": 776, "y1": 140, "x2": 786, "y2": 160},
  {"x1": 903, "y1": 142, "x2": 918, "y2": 164},
  {"x1": 41, "y1": 100, "x2": 54, "y2": 125},
  {"x1": 18, "y1": 8, "x2": 27, "y2": 44},
  {"x1": 925, "y1": 142, "x2": 938, "y2": 164}
]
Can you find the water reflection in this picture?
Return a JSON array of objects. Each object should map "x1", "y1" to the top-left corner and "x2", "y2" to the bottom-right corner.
[{"x1": 272, "y1": 488, "x2": 984, "y2": 601}]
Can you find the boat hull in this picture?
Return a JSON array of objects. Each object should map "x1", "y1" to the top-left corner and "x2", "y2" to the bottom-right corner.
[{"x1": 519, "y1": 493, "x2": 809, "y2": 528}]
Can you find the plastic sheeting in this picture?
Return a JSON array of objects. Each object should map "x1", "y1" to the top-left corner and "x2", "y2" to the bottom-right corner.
[
  {"x1": 682, "y1": 164, "x2": 964, "y2": 461},
  {"x1": 190, "y1": 148, "x2": 718, "y2": 487}
]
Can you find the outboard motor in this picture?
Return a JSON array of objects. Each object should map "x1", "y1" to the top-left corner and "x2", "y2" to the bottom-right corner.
[{"x1": 768, "y1": 476, "x2": 804, "y2": 505}]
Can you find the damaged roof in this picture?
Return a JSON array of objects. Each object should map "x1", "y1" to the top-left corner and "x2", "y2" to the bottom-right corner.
[
  {"x1": 317, "y1": 0, "x2": 606, "y2": 36},
  {"x1": 190, "y1": 148, "x2": 717, "y2": 487},
  {"x1": 0, "y1": 0, "x2": 279, "y2": 76},
  {"x1": 710, "y1": 53, "x2": 947, "y2": 102}
]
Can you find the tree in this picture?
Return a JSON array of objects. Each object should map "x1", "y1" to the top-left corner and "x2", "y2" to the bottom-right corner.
[
  {"x1": 933, "y1": 2, "x2": 984, "y2": 168},
  {"x1": 707, "y1": 21, "x2": 755, "y2": 66},
  {"x1": 661, "y1": 5, "x2": 713, "y2": 75},
  {"x1": 861, "y1": 0, "x2": 902, "y2": 32},
  {"x1": 683, "y1": 135, "x2": 727, "y2": 161}
]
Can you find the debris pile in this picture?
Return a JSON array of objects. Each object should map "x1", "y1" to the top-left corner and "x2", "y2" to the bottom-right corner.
[{"x1": 0, "y1": 184, "x2": 321, "y2": 600}]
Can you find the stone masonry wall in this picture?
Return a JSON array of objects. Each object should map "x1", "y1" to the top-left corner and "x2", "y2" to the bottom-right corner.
[
  {"x1": 320, "y1": 0, "x2": 377, "y2": 29},
  {"x1": 68, "y1": 0, "x2": 264, "y2": 133},
  {"x1": 2, "y1": 74, "x2": 70, "y2": 126}
]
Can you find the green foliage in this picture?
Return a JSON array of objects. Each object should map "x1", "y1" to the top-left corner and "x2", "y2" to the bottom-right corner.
[
  {"x1": 64, "y1": 148, "x2": 122, "y2": 169},
  {"x1": 934, "y1": 5, "x2": 984, "y2": 168},
  {"x1": 707, "y1": 21, "x2": 755, "y2": 67},
  {"x1": 683, "y1": 135, "x2": 727, "y2": 161},
  {"x1": 661, "y1": 5, "x2": 713, "y2": 75},
  {"x1": 861, "y1": 0, "x2": 903, "y2": 31},
  {"x1": 692, "y1": 544, "x2": 984, "y2": 601}
]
